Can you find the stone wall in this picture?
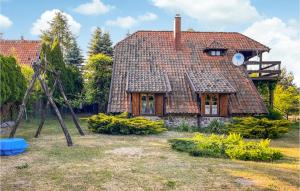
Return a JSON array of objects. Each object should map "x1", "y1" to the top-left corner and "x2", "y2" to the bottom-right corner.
[
  {"x1": 164, "y1": 115, "x2": 198, "y2": 128},
  {"x1": 198, "y1": 117, "x2": 230, "y2": 127}
]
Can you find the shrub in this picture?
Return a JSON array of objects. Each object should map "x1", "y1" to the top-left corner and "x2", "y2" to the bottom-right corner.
[
  {"x1": 256, "y1": 108, "x2": 284, "y2": 120},
  {"x1": 87, "y1": 112, "x2": 167, "y2": 135},
  {"x1": 169, "y1": 133, "x2": 283, "y2": 161},
  {"x1": 226, "y1": 117, "x2": 289, "y2": 139},
  {"x1": 201, "y1": 119, "x2": 227, "y2": 134}
]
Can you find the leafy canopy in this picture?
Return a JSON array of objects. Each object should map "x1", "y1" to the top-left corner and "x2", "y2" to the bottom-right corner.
[{"x1": 84, "y1": 53, "x2": 112, "y2": 112}]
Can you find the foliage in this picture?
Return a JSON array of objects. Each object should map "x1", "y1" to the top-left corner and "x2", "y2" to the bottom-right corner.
[
  {"x1": 226, "y1": 117, "x2": 290, "y2": 139},
  {"x1": 278, "y1": 68, "x2": 296, "y2": 89},
  {"x1": 64, "y1": 36, "x2": 84, "y2": 67},
  {"x1": 41, "y1": 11, "x2": 72, "y2": 57},
  {"x1": 169, "y1": 133, "x2": 283, "y2": 161},
  {"x1": 42, "y1": 39, "x2": 83, "y2": 100},
  {"x1": 88, "y1": 27, "x2": 113, "y2": 56},
  {"x1": 41, "y1": 11, "x2": 83, "y2": 69},
  {"x1": 202, "y1": 119, "x2": 227, "y2": 134},
  {"x1": 274, "y1": 84, "x2": 300, "y2": 118},
  {"x1": 0, "y1": 55, "x2": 26, "y2": 106},
  {"x1": 257, "y1": 108, "x2": 284, "y2": 120},
  {"x1": 87, "y1": 112, "x2": 167, "y2": 135},
  {"x1": 20, "y1": 64, "x2": 42, "y2": 102},
  {"x1": 84, "y1": 53, "x2": 112, "y2": 112}
]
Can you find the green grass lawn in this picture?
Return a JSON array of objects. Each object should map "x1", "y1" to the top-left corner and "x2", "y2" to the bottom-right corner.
[{"x1": 1, "y1": 116, "x2": 299, "y2": 191}]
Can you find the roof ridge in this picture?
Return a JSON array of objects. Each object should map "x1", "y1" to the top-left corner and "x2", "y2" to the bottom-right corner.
[{"x1": 0, "y1": 40, "x2": 41, "y2": 43}]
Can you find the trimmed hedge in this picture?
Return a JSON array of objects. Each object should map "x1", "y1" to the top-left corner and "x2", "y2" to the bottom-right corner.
[
  {"x1": 226, "y1": 117, "x2": 289, "y2": 139},
  {"x1": 87, "y1": 112, "x2": 167, "y2": 135},
  {"x1": 169, "y1": 133, "x2": 283, "y2": 161}
]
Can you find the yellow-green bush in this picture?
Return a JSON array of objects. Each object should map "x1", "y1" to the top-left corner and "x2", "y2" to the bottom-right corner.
[
  {"x1": 169, "y1": 133, "x2": 283, "y2": 161},
  {"x1": 226, "y1": 117, "x2": 289, "y2": 139},
  {"x1": 87, "y1": 112, "x2": 167, "y2": 135}
]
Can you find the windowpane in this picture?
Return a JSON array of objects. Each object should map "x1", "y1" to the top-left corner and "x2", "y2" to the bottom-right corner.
[
  {"x1": 212, "y1": 95, "x2": 218, "y2": 115},
  {"x1": 149, "y1": 95, "x2": 155, "y2": 114},
  {"x1": 216, "y1": 51, "x2": 221, "y2": 56},
  {"x1": 141, "y1": 95, "x2": 147, "y2": 114},
  {"x1": 205, "y1": 95, "x2": 210, "y2": 115}
]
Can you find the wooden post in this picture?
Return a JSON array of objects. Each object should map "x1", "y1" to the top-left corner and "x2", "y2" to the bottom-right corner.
[
  {"x1": 9, "y1": 73, "x2": 38, "y2": 138},
  {"x1": 37, "y1": 75, "x2": 73, "y2": 146},
  {"x1": 57, "y1": 77, "x2": 84, "y2": 136},
  {"x1": 34, "y1": 79, "x2": 58, "y2": 138},
  {"x1": 259, "y1": 52, "x2": 262, "y2": 77}
]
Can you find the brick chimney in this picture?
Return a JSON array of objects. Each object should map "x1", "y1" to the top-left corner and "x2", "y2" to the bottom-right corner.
[{"x1": 174, "y1": 14, "x2": 181, "y2": 50}]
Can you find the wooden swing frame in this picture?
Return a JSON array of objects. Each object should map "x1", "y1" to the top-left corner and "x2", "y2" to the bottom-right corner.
[{"x1": 9, "y1": 56, "x2": 84, "y2": 146}]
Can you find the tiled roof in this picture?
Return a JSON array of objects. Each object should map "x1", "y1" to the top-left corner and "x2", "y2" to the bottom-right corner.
[
  {"x1": 126, "y1": 70, "x2": 171, "y2": 93},
  {"x1": 206, "y1": 40, "x2": 227, "y2": 50},
  {"x1": 108, "y1": 31, "x2": 268, "y2": 114},
  {"x1": 187, "y1": 71, "x2": 236, "y2": 93},
  {"x1": 0, "y1": 40, "x2": 41, "y2": 66}
]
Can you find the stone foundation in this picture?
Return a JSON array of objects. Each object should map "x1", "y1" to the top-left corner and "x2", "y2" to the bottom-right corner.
[
  {"x1": 198, "y1": 117, "x2": 230, "y2": 127},
  {"x1": 164, "y1": 115, "x2": 198, "y2": 128}
]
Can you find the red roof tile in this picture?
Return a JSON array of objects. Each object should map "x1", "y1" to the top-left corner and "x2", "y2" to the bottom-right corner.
[{"x1": 0, "y1": 40, "x2": 41, "y2": 66}]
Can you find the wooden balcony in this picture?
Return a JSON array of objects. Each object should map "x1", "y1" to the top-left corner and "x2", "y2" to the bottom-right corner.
[{"x1": 244, "y1": 61, "x2": 281, "y2": 81}]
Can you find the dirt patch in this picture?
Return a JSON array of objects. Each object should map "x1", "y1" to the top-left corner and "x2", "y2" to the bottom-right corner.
[{"x1": 106, "y1": 147, "x2": 144, "y2": 157}]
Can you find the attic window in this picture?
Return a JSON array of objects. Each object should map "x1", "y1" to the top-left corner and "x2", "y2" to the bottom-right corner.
[{"x1": 208, "y1": 50, "x2": 225, "y2": 56}]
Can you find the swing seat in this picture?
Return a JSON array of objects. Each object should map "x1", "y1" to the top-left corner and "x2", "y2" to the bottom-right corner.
[{"x1": 0, "y1": 138, "x2": 28, "y2": 156}]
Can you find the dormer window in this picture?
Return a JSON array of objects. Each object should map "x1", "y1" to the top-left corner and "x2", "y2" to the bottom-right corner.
[{"x1": 208, "y1": 50, "x2": 225, "y2": 56}]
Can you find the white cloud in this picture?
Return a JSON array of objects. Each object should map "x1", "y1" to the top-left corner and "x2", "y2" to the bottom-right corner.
[
  {"x1": 0, "y1": 14, "x2": 13, "y2": 29},
  {"x1": 244, "y1": 17, "x2": 300, "y2": 86},
  {"x1": 106, "y1": 12, "x2": 157, "y2": 28},
  {"x1": 31, "y1": 9, "x2": 81, "y2": 36},
  {"x1": 138, "y1": 12, "x2": 158, "y2": 21},
  {"x1": 74, "y1": 0, "x2": 114, "y2": 15},
  {"x1": 152, "y1": 0, "x2": 260, "y2": 26}
]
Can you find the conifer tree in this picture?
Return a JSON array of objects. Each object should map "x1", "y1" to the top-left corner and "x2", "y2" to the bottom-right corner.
[
  {"x1": 65, "y1": 36, "x2": 84, "y2": 68},
  {"x1": 88, "y1": 27, "x2": 113, "y2": 56}
]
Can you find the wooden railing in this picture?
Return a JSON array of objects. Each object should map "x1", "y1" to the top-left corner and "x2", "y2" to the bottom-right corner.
[{"x1": 244, "y1": 61, "x2": 281, "y2": 81}]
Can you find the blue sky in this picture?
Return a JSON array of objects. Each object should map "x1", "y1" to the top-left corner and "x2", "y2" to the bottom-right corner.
[{"x1": 1, "y1": 0, "x2": 300, "y2": 84}]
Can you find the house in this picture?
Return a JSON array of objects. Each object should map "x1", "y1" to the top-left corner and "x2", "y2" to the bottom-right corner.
[
  {"x1": 107, "y1": 14, "x2": 280, "y2": 126},
  {"x1": 0, "y1": 37, "x2": 41, "y2": 66}
]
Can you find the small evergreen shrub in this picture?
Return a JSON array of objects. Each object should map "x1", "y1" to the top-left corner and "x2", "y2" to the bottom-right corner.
[
  {"x1": 257, "y1": 108, "x2": 284, "y2": 120},
  {"x1": 87, "y1": 112, "x2": 167, "y2": 135},
  {"x1": 169, "y1": 133, "x2": 283, "y2": 161},
  {"x1": 226, "y1": 117, "x2": 289, "y2": 139},
  {"x1": 201, "y1": 119, "x2": 227, "y2": 134}
]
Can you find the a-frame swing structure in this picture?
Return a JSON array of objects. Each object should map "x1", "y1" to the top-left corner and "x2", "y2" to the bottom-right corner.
[{"x1": 9, "y1": 56, "x2": 84, "y2": 146}]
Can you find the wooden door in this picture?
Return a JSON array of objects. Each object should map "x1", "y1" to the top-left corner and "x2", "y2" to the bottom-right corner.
[
  {"x1": 219, "y1": 94, "x2": 229, "y2": 117},
  {"x1": 131, "y1": 93, "x2": 140, "y2": 116},
  {"x1": 155, "y1": 94, "x2": 164, "y2": 116}
]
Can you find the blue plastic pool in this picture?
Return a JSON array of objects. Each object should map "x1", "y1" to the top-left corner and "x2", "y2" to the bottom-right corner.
[{"x1": 0, "y1": 138, "x2": 28, "y2": 156}]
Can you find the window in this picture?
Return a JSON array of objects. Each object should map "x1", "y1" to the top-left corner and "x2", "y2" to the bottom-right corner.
[
  {"x1": 208, "y1": 50, "x2": 224, "y2": 56},
  {"x1": 204, "y1": 94, "x2": 219, "y2": 115},
  {"x1": 140, "y1": 94, "x2": 155, "y2": 115}
]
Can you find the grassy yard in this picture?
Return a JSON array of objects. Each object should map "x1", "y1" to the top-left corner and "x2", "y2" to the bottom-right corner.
[{"x1": 1, "y1": 116, "x2": 299, "y2": 191}]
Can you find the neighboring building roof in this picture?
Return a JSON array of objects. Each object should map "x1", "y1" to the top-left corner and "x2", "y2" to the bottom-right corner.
[
  {"x1": 186, "y1": 71, "x2": 236, "y2": 93},
  {"x1": 126, "y1": 70, "x2": 171, "y2": 93},
  {"x1": 108, "y1": 31, "x2": 268, "y2": 114},
  {"x1": 0, "y1": 39, "x2": 41, "y2": 66}
]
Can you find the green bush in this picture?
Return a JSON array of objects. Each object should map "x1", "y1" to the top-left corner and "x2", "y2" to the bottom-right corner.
[
  {"x1": 257, "y1": 108, "x2": 284, "y2": 120},
  {"x1": 169, "y1": 133, "x2": 283, "y2": 162},
  {"x1": 226, "y1": 117, "x2": 289, "y2": 139},
  {"x1": 201, "y1": 119, "x2": 227, "y2": 134},
  {"x1": 87, "y1": 112, "x2": 167, "y2": 135}
]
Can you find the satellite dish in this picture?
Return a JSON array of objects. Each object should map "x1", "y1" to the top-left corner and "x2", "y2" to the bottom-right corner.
[{"x1": 232, "y1": 53, "x2": 244, "y2": 66}]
